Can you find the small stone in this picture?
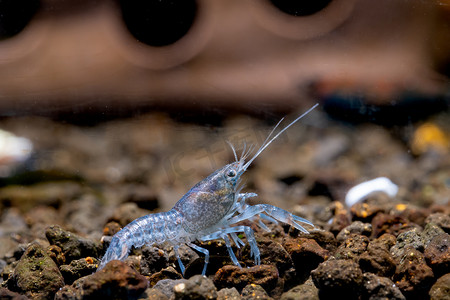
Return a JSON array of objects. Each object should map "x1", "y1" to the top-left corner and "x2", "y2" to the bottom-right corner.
[
  {"x1": 283, "y1": 238, "x2": 328, "y2": 281},
  {"x1": 328, "y1": 202, "x2": 351, "y2": 235},
  {"x1": 336, "y1": 221, "x2": 372, "y2": 242},
  {"x1": 424, "y1": 233, "x2": 450, "y2": 277},
  {"x1": 0, "y1": 287, "x2": 29, "y2": 300},
  {"x1": 148, "y1": 266, "x2": 182, "y2": 288},
  {"x1": 140, "y1": 246, "x2": 170, "y2": 275},
  {"x1": 335, "y1": 234, "x2": 369, "y2": 261},
  {"x1": 429, "y1": 273, "x2": 450, "y2": 300},
  {"x1": 241, "y1": 284, "x2": 272, "y2": 300},
  {"x1": 217, "y1": 287, "x2": 241, "y2": 300},
  {"x1": 280, "y1": 279, "x2": 319, "y2": 300},
  {"x1": 244, "y1": 239, "x2": 293, "y2": 275},
  {"x1": 102, "y1": 221, "x2": 122, "y2": 236},
  {"x1": 45, "y1": 225, "x2": 100, "y2": 263},
  {"x1": 138, "y1": 287, "x2": 169, "y2": 300},
  {"x1": 59, "y1": 257, "x2": 99, "y2": 284},
  {"x1": 299, "y1": 230, "x2": 338, "y2": 253},
  {"x1": 426, "y1": 213, "x2": 450, "y2": 233},
  {"x1": 173, "y1": 275, "x2": 217, "y2": 300},
  {"x1": 390, "y1": 228, "x2": 424, "y2": 261},
  {"x1": 351, "y1": 202, "x2": 383, "y2": 222},
  {"x1": 214, "y1": 265, "x2": 278, "y2": 292},
  {"x1": 153, "y1": 279, "x2": 188, "y2": 299},
  {"x1": 371, "y1": 213, "x2": 419, "y2": 238},
  {"x1": 311, "y1": 259, "x2": 363, "y2": 300},
  {"x1": 359, "y1": 234, "x2": 396, "y2": 277},
  {"x1": 7, "y1": 243, "x2": 64, "y2": 299},
  {"x1": 362, "y1": 273, "x2": 405, "y2": 300},
  {"x1": 54, "y1": 260, "x2": 148, "y2": 300},
  {"x1": 421, "y1": 223, "x2": 446, "y2": 246},
  {"x1": 46, "y1": 244, "x2": 66, "y2": 265},
  {"x1": 393, "y1": 246, "x2": 434, "y2": 299}
]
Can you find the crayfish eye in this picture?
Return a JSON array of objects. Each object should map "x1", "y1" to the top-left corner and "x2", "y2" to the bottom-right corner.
[{"x1": 227, "y1": 170, "x2": 236, "y2": 178}]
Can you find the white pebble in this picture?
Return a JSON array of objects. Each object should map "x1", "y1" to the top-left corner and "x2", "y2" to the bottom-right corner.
[
  {"x1": 345, "y1": 177, "x2": 398, "y2": 207},
  {"x1": 0, "y1": 129, "x2": 33, "y2": 177}
]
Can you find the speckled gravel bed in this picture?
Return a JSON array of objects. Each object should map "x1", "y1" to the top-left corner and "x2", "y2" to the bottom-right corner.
[{"x1": 0, "y1": 111, "x2": 449, "y2": 299}]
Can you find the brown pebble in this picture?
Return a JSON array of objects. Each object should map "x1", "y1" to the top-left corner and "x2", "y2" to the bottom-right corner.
[
  {"x1": 362, "y1": 273, "x2": 405, "y2": 300},
  {"x1": 336, "y1": 221, "x2": 372, "y2": 242},
  {"x1": 148, "y1": 266, "x2": 182, "y2": 288},
  {"x1": 371, "y1": 213, "x2": 419, "y2": 238},
  {"x1": 283, "y1": 238, "x2": 328, "y2": 280},
  {"x1": 351, "y1": 202, "x2": 383, "y2": 222},
  {"x1": 393, "y1": 246, "x2": 434, "y2": 299},
  {"x1": 217, "y1": 287, "x2": 241, "y2": 300},
  {"x1": 298, "y1": 230, "x2": 338, "y2": 253},
  {"x1": 429, "y1": 273, "x2": 450, "y2": 300},
  {"x1": 328, "y1": 202, "x2": 351, "y2": 235},
  {"x1": 214, "y1": 264, "x2": 279, "y2": 292},
  {"x1": 55, "y1": 260, "x2": 148, "y2": 300},
  {"x1": 335, "y1": 234, "x2": 369, "y2": 261},
  {"x1": 359, "y1": 234, "x2": 396, "y2": 277},
  {"x1": 102, "y1": 221, "x2": 122, "y2": 236},
  {"x1": 311, "y1": 259, "x2": 363, "y2": 300},
  {"x1": 424, "y1": 233, "x2": 450, "y2": 277},
  {"x1": 241, "y1": 284, "x2": 272, "y2": 300},
  {"x1": 426, "y1": 213, "x2": 450, "y2": 233}
]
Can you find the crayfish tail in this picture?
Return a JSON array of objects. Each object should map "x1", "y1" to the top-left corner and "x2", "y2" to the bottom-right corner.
[{"x1": 97, "y1": 236, "x2": 130, "y2": 271}]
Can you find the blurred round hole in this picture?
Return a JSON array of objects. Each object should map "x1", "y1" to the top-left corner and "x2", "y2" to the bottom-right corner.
[
  {"x1": 269, "y1": 0, "x2": 332, "y2": 16},
  {"x1": 119, "y1": 0, "x2": 197, "y2": 47},
  {"x1": 0, "y1": 0, "x2": 40, "y2": 39}
]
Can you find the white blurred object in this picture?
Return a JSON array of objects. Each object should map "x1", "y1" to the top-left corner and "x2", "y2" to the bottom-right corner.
[
  {"x1": 345, "y1": 177, "x2": 399, "y2": 207},
  {"x1": 0, "y1": 129, "x2": 33, "y2": 177}
]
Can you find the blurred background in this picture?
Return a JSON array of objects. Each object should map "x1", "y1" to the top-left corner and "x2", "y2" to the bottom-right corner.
[{"x1": 0, "y1": 0, "x2": 448, "y2": 121}]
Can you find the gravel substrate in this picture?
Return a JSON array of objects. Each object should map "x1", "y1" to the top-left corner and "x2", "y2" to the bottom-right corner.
[{"x1": 0, "y1": 110, "x2": 448, "y2": 299}]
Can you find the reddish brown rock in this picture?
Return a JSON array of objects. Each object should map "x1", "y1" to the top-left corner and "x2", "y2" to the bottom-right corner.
[
  {"x1": 214, "y1": 264, "x2": 278, "y2": 293},
  {"x1": 426, "y1": 213, "x2": 450, "y2": 233},
  {"x1": 298, "y1": 230, "x2": 338, "y2": 253},
  {"x1": 391, "y1": 204, "x2": 429, "y2": 227},
  {"x1": 46, "y1": 244, "x2": 66, "y2": 265},
  {"x1": 359, "y1": 234, "x2": 396, "y2": 277},
  {"x1": 245, "y1": 239, "x2": 293, "y2": 275},
  {"x1": 241, "y1": 284, "x2": 272, "y2": 300},
  {"x1": 351, "y1": 202, "x2": 383, "y2": 222},
  {"x1": 311, "y1": 259, "x2": 363, "y2": 300},
  {"x1": 102, "y1": 221, "x2": 122, "y2": 236},
  {"x1": 0, "y1": 287, "x2": 30, "y2": 300},
  {"x1": 217, "y1": 287, "x2": 241, "y2": 300},
  {"x1": 55, "y1": 260, "x2": 148, "y2": 300},
  {"x1": 429, "y1": 273, "x2": 450, "y2": 300},
  {"x1": 371, "y1": 213, "x2": 419, "y2": 238},
  {"x1": 283, "y1": 238, "x2": 329, "y2": 281},
  {"x1": 424, "y1": 233, "x2": 450, "y2": 277},
  {"x1": 393, "y1": 247, "x2": 434, "y2": 299},
  {"x1": 336, "y1": 221, "x2": 372, "y2": 242},
  {"x1": 335, "y1": 234, "x2": 369, "y2": 261},
  {"x1": 148, "y1": 266, "x2": 182, "y2": 288},
  {"x1": 328, "y1": 202, "x2": 351, "y2": 235},
  {"x1": 362, "y1": 273, "x2": 405, "y2": 300}
]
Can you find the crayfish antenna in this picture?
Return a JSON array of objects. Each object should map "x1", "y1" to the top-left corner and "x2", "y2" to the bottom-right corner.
[{"x1": 242, "y1": 103, "x2": 319, "y2": 171}]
